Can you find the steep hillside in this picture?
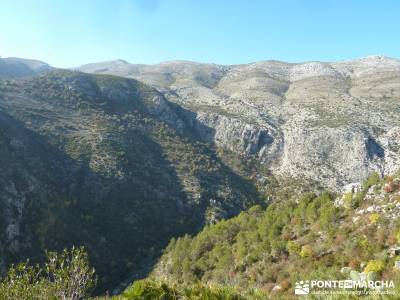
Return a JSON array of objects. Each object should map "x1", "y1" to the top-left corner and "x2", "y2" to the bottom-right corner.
[
  {"x1": 78, "y1": 56, "x2": 400, "y2": 190},
  {"x1": 0, "y1": 57, "x2": 52, "y2": 79},
  {"x1": 142, "y1": 172, "x2": 400, "y2": 299},
  {"x1": 1, "y1": 56, "x2": 400, "y2": 297},
  {"x1": 0, "y1": 70, "x2": 261, "y2": 290}
]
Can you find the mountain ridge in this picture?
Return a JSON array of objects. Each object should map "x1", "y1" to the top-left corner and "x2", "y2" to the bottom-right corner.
[
  {"x1": 0, "y1": 57, "x2": 52, "y2": 79},
  {"x1": 76, "y1": 55, "x2": 400, "y2": 191},
  {"x1": 3, "y1": 55, "x2": 400, "y2": 192},
  {"x1": 76, "y1": 54, "x2": 399, "y2": 69}
]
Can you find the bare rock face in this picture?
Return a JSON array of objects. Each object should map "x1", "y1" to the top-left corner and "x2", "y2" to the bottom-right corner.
[
  {"x1": 378, "y1": 127, "x2": 400, "y2": 175},
  {"x1": 78, "y1": 56, "x2": 400, "y2": 190},
  {"x1": 278, "y1": 123, "x2": 383, "y2": 188},
  {"x1": 193, "y1": 112, "x2": 276, "y2": 156}
]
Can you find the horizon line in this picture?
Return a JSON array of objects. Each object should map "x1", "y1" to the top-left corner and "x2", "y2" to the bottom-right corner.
[{"x1": 1, "y1": 54, "x2": 399, "y2": 69}]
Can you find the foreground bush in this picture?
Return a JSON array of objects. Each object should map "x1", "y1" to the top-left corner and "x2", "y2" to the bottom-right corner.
[
  {"x1": 121, "y1": 279, "x2": 267, "y2": 300},
  {"x1": 123, "y1": 279, "x2": 179, "y2": 300},
  {"x1": 0, "y1": 246, "x2": 96, "y2": 300}
]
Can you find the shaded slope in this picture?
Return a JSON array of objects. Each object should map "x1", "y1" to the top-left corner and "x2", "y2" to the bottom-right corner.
[{"x1": 0, "y1": 70, "x2": 261, "y2": 290}]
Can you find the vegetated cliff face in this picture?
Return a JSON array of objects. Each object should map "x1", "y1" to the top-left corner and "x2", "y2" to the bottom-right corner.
[
  {"x1": 0, "y1": 70, "x2": 260, "y2": 289},
  {"x1": 79, "y1": 55, "x2": 400, "y2": 190}
]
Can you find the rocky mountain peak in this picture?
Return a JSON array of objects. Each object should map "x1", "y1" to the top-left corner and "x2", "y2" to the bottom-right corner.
[{"x1": 77, "y1": 56, "x2": 400, "y2": 191}]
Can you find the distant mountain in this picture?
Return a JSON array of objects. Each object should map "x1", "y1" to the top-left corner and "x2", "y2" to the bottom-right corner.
[
  {"x1": 77, "y1": 59, "x2": 230, "y2": 90},
  {"x1": 0, "y1": 57, "x2": 52, "y2": 79},
  {"x1": 78, "y1": 56, "x2": 400, "y2": 190}
]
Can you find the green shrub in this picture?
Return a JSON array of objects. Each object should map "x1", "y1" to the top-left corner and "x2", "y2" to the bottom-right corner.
[
  {"x1": 364, "y1": 260, "x2": 385, "y2": 273},
  {"x1": 363, "y1": 172, "x2": 381, "y2": 190},
  {"x1": 0, "y1": 246, "x2": 96, "y2": 300},
  {"x1": 343, "y1": 192, "x2": 353, "y2": 208},
  {"x1": 123, "y1": 279, "x2": 179, "y2": 300},
  {"x1": 287, "y1": 241, "x2": 301, "y2": 256},
  {"x1": 122, "y1": 280, "x2": 248, "y2": 300},
  {"x1": 183, "y1": 284, "x2": 245, "y2": 300},
  {"x1": 369, "y1": 213, "x2": 380, "y2": 225},
  {"x1": 300, "y1": 245, "x2": 314, "y2": 258}
]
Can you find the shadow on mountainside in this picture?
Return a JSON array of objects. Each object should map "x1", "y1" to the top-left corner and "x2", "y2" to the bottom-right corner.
[
  {"x1": 0, "y1": 102, "x2": 262, "y2": 294},
  {"x1": 0, "y1": 110, "x2": 196, "y2": 291}
]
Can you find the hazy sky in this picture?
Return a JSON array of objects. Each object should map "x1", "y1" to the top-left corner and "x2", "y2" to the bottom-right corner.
[{"x1": 1, "y1": 0, "x2": 399, "y2": 67}]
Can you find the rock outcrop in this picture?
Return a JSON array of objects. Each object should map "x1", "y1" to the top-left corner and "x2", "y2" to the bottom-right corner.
[{"x1": 79, "y1": 55, "x2": 400, "y2": 190}]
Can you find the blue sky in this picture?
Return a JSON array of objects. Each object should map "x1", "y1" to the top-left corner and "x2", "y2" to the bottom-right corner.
[{"x1": 0, "y1": 0, "x2": 399, "y2": 67}]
